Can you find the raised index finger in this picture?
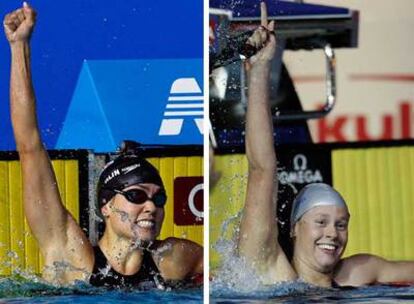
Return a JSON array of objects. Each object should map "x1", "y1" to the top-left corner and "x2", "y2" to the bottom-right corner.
[{"x1": 261, "y1": 2, "x2": 268, "y2": 27}]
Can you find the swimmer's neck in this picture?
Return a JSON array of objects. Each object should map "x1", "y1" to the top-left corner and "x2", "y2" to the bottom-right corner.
[
  {"x1": 98, "y1": 230, "x2": 146, "y2": 275},
  {"x1": 292, "y1": 255, "x2": 334, "y2": 288}
]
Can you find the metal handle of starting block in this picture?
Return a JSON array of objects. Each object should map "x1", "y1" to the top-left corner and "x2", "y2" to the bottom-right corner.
[{"x1": 275, "y1": 44, "x2": 336, "y2": 121}]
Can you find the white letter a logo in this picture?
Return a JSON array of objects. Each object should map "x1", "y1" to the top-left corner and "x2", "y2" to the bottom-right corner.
[{"x1": 159, "y1": 78, "x2": 204, "y2": 136}]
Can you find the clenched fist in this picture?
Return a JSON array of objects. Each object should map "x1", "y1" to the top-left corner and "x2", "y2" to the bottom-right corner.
[{"x1": 3, "y1": 2, "x2": 36, "y2": 44}]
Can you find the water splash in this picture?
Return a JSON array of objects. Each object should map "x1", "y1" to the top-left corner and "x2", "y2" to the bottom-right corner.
[
  {"x1": 0, "y1": 275, "x2": 101, "y2": 298},
  {"x1": 211, "y1": 229, "x2": 324, "y2": 299},
  {"x1": 211, "y1": 223, "x2": 316, "y2": 298},
  {"x1": 210, "y1": 169, "x2": 323, "y2": 300},
  {"x1": 211, "y1": 209, "x2": 265, "y2": 293}
]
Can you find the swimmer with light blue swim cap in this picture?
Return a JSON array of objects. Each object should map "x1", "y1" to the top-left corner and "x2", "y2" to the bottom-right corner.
[{"x1": 290, "y1": 183, "x2": 349, "y2": 230}]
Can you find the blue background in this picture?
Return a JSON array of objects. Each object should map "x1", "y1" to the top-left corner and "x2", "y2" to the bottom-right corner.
[{"x1": 0, "y1": 0, "x2": 203, "y2": 151}]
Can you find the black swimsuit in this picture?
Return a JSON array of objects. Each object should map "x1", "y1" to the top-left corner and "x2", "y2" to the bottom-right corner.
[{"x1": 89, "y1": 246, "x2": 165, "y2": 290}]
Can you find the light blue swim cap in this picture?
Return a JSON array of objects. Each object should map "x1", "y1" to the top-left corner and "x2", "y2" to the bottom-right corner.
[{"x1": 290, "y1": 183, "x2": 348, "y2": 229}]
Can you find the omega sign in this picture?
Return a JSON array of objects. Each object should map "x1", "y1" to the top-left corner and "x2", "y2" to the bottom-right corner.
[
  {"x1": 174, "y1": 177, "x2": 203, "y2": 225},
  {"x1": 278, "y1": 154, "x2": 323, "y2": 185}
]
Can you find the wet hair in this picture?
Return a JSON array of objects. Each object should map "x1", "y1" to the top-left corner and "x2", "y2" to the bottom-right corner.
[
  {"x1": 96, "y1": 141, "x2": 164, "y2": 218},
  {"x1": 290, "y1": 183, "x2": 348, "y2": 230}
]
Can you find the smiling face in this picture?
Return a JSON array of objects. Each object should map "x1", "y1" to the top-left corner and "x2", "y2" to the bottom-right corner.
[
  {"x1": 293, "y1": 205, "x2": 350, "y2": 274},
  {"x1": 101, "y1": 183, "x2": 165, "y2": 242}
]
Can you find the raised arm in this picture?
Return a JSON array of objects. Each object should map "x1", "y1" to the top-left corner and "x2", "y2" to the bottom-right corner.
[
  {"x1": 4, "y1": 3, "x2": 92, "y2": 279},
  {"x1": 238, "y1": 2, "x2": 296, "y2": 283}
]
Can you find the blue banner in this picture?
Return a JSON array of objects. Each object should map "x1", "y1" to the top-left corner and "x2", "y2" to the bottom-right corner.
[
  {"x1": 56, "y1": 59, "x2": 203, "y2": 151},
  {"x1": 0, "y1": 0, "x2": 203, "y2": 151}
]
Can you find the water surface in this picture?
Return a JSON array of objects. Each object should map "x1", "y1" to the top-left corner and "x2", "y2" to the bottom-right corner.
[{"x1": 0, "y1": 276, "x2": 202, "y2": 303}]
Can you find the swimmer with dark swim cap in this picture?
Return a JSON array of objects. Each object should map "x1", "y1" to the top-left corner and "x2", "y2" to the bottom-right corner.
[
  {"x1": 237, "y1": 2, "x2": 414, "y2": 289},
  {"x1": 97, "y1": 141, "x2": 166, "y2": 219},
  {"x1": 5, "y1": 3, "x2": 202, "y2": 288},
  {"x1": 96, "y1": 141, "x2": 168, "y2": 245}
]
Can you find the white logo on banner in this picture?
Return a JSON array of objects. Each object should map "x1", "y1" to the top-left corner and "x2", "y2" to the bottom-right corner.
[
  {"x1": 158, "y1": 78, "x2": 204, "y2": 136},
  {"x1": 188, "y1": 183, "x2": 203, "y2": 218},
  {"x1": 279, "y1": 154, "x2": 323, "y2": 185}
]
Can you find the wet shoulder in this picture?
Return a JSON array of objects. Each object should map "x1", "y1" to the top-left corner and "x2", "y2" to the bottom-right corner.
[
  {"x1": 153, "y1": 237, "x2": 203, "y2": 281},
  {"x1": 153, "y1": 237, "x2": 202, "y2": 254},
  {"x1": 334, "y1": 254, "x2": 381, "y2": 287}
]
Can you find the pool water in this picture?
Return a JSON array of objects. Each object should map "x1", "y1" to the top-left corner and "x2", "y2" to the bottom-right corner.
[
  {"x1": 211, "y1": 281, "x2": 414, "y2": 303},
  {"x1": 211, "y1": 237, "x2": 414, "y2": 303},
  {"x1": 0, "y1": 277, "x2": 203, "y2": 303}
]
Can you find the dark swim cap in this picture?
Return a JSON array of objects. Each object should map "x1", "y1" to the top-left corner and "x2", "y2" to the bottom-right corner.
[{"x1": 96, "y1": 141, "x2": 164, "y2": 218}]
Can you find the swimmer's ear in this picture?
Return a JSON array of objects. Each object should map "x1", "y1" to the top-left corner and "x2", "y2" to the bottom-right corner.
[
  {"x1": 290, "y1": 224, "x2": 298, "y2": 239},
  {"x1": 101, "y1": 202, "x2": 111, "y2": 217}
]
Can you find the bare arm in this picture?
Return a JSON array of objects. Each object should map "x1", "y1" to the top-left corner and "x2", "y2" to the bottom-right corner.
[
  {"x1": 157, "y1": 237, "x2": 203, "y2": 280},
  {"x1": 238, "y1": 2, "x2": 296, "y2": 283},
  {"x1": 4, "y1": 4, "x2": 92, "y2": 276},
  {"x1": 336, "y1": 254, "x2": 414, "y2": 286}
]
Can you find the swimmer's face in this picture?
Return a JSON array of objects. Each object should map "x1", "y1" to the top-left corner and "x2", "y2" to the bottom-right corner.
[
  {"x1": 293, "y1": 205, "x2": 349, "y2": 273},
  {"x1": 102, "y1": 183, "x2": 165, "y2": 242}
]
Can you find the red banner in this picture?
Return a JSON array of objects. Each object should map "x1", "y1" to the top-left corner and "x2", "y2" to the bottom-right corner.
[{"x1": 174, "y1": 177, "x2": 203, "y2": 225}]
